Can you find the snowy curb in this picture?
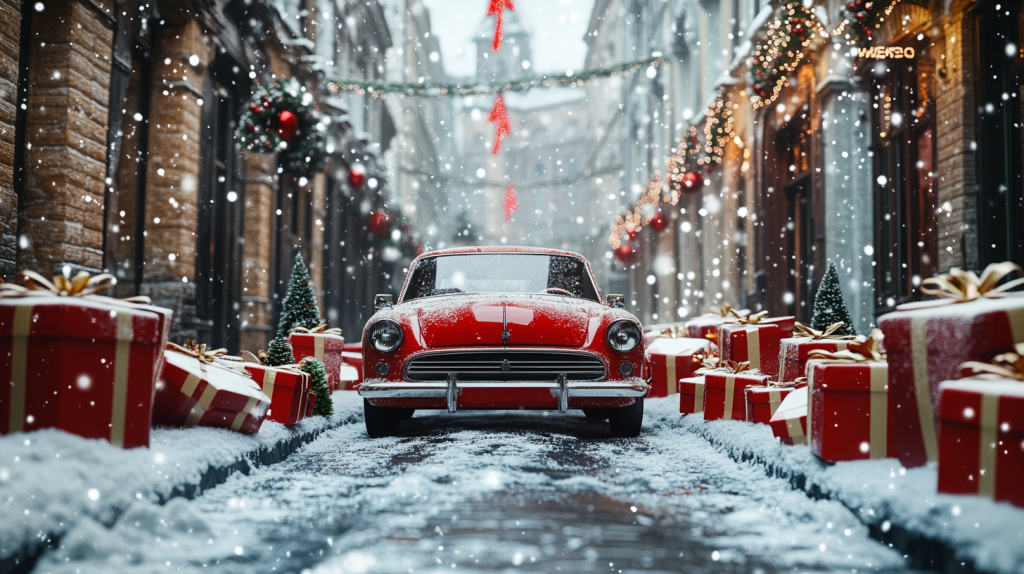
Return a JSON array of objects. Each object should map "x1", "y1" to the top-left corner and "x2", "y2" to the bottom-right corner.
[
  {"x1": 650, "y1": 409, "x2": 1024, "y2": 574},
  {"x1": 0, "y1": 392, "x2": 364, "y2": 573}
]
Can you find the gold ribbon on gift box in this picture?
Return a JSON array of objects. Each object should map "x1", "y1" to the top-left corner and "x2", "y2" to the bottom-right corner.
[
  {"x1": 1, "y1": 270, "x2": 144, "y2": 447},
  {"x1": 656, "y1": 324, "x2": 685, "y2": 339},
  {"x1": 695, "y1": 359, "x2": 752, "y2": 375},
  {"x1": 793, "y1": 321, "x2": 857, "y2": 340},
  {"x1": 706, "y1": 303, "x2": 735, "y2": 317},
  {"x1": 960, "y1": 344, "x2": 1024, "y2": 382},
  {"x1": 728, "y1": 309, "x2": 768, "y2": 324},
  {"x1": 292, "y1": 323, "x2": 343, "y2": 335}
]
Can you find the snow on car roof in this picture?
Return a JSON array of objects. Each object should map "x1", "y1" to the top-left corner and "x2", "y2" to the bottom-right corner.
[{"x1": 415, "y1": 246, "x2": 587, "y2": 260}]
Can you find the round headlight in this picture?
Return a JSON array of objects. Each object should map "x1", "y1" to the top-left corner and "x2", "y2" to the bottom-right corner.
[
  {"x1": 369, "y1": 320, "x2": 404, "y2": 352},
  {"x1": 606, "y1": 320, "x2": 641, "y2": 352}
]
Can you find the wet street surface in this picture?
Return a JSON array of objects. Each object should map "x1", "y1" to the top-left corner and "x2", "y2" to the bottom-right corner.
[{"x1": 38, "y1": 398, "x2": 921, "y2": 573}]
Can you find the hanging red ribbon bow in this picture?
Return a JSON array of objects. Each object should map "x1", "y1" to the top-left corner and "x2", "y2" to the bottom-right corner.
[
  {"x1": 487, "y1": 0, "x2": 515, "y2": 51},
  {"x1": 504, "y1": 184, "x2": 518, "y2": 223},
  {"x1": 489, "y1": 93, "x2": 511, "y2": 155}
]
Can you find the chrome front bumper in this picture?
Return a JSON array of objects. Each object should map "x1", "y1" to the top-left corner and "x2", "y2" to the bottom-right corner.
[{"x1": 358, "y1": 375, "x2": 648, "y2": 413}]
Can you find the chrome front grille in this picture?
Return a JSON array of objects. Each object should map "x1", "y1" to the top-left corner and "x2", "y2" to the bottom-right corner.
[{"x1": 404, "y1": 350, "x2": 606, "y2": 381}]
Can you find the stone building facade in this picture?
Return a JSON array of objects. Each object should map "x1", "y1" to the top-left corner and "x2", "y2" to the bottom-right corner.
[{"x1": 1, "y1": 0, "x2": 400, "y2": 351}]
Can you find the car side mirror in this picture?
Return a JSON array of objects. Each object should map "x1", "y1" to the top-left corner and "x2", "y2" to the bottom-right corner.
[
  {"x1": 374, "y1": 294, "x2": 394, "y2": 310},
  {"x1": 605, "y1": 294, "x2": 624, "y2": 309}
]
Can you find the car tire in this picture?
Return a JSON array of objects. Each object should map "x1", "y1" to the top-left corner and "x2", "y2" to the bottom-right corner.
[
  {"x1": 364, "y1": 399, "x2": 403, "y2": 438},
  {"x1": 398, "y1": 408, "x2": 415, "y2": 420},
  {"x1": 582, "y1": 408, "x2": 610, "y2": 420},
  {"x1": 607, "y1": 397, "x2": 643, "y2": 438}
]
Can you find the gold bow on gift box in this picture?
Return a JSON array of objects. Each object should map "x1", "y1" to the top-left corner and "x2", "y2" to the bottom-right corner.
[
  {"x1": 237, "y1": 350, "x2": 306, "y2": 373},
  {"x1": 292, "y1": 323, "x2": 343, "y2": 335},
  {"x1": 706, "y1": 303, "x2": 735, "y2": 317},
  {"x1": 0, "y1": 270, "x2": 151, "y2": 303},
  {"x1": 657, "y1": 325, "x2": 685, "y2": 339},
  {"x1": 793, "y1": 321, "x2": 856, "y2": 340},
  {"x1": 168, "y1": 341, "x2": 228, "y2": 363},
  {"x1": 729, "y1": 309, "x2": 769, "y2": 324},
  {"x1": 692, "y1": 352, "x2": 719, "y2": 371},
  {"x1": 806, "y1": 329, "x2": 885, "y2": 363},
  {"x1": 696, "y1": 358, "x2": 752, "y2": 375},
  {"x1": 960, "y1": 343, "x2": 1024, "y2": 382},
  {"x1": 899, "y1": 262, "x2": 1024, "y2": 310}
]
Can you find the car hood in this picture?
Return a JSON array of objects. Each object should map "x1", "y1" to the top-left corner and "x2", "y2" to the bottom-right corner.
[{"x1": 406, "y1": 294, "x2": 598, "y2": 348}]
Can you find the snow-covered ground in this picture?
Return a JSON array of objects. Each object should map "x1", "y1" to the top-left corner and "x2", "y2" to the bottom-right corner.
[
  {"x1": 0, "y1": 393, "x2": 361, "y2": 570},
  {"x1": 28, "y1": 397, "x2": 920, "y2": 573}
]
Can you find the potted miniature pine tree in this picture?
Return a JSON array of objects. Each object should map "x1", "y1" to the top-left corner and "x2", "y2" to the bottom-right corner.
[
  {"x1": 264, "y1": 335, "x2": 296, "y2": 367},
  {"x1": 811, "y1": 261, "x2": 857, "y2": 336},
  {"x1": 301, "y1": 357, "x2": 334, "y2": 417},
  {"x1": 277, "y1": 252, "x2": 322, "y2": 337}
]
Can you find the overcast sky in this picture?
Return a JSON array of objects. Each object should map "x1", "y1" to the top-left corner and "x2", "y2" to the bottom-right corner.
[{"x1": 420, "y1": 0, "x2": 595, "y2": 79}]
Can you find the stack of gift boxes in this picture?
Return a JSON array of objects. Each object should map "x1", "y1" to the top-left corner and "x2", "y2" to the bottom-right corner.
[
  {"x1": 676, "y1": 263, "x2": 1024, "y2": 510},
  {"x1": 0, "y1": 270, "x2": 335, "y2": 451}
]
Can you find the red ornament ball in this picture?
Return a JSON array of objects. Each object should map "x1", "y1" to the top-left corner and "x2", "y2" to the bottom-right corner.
[
  {"x1": 349, "y1": 166, "x2": 366, "y2": 189},
  {"x1": 681, "y1": 170, "x2": 704, "y2": 194},
  {"x1": 649, "y1": 212, "x2": 668, "y2": 233},
  {"x1": 614, "y1": 244, "x2": 636, "y2": 263},
  {"x1": 626, "y1": 229, "x2": 638, "y2": 241},
  {"x1": 367, "y1": 211, "x2": 391, "y2": 236},
  {"x1": 276, "y1": 110, "x2": 299, "y2": 141}
]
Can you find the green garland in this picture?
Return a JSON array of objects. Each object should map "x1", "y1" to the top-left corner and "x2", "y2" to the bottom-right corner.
[
  {"x1": 748, "y1": 3, "x2": 824, "y2": 109},
  {"x1": 835, "y1": 0, "x2": 900, "y2": 47},
  {"x1": 236, "y1": 79, "x2": 328, "y2": 177},
  {"x1": 328, "y1": 58, "x2": 662, "y2": 99},
  {"x1": 700, "y1": 92, "x2": 735, "y2": 168},
  {"x1": 400, "y1": 165, "x2": 621, "y2": 189},
  {"x1": 666, "y1": 126, "x2": 703, "y2": 190}
]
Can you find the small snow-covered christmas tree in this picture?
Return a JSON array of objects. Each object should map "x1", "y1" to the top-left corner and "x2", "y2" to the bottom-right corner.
[
  {"x1": 811, "y1": 261, "x2": 857, "y2": 336},
  {"x1": 277, "y1": 252, "x2": 322, "y2": 337},
  {"x1": 264, "y1": 336, "x2": 295, "y2": 367},
  {"x1": 301, "y1": 357, "x2": 333, "y2": 417}
]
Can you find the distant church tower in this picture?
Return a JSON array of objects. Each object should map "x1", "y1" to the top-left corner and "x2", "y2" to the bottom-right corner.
[{"x1": 473, "y1": 11, "x2": 532, "y2": 82}]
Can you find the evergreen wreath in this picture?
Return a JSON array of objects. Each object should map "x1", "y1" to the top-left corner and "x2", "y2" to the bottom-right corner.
[
  {"x1": 666, "y1": 126, "x2": 704, "y2": 192},
  {"x1": 301, "y1": 357, "x2": 334, "y2": 417},
  {"x1": 700, "y1": 92, "x2": 736, "y2": 169},
  {"x1": 236, "y1": 79, "x2": 328, "y2": 178},
  {"x1": 835, "y1": 0, "x2": 901, "y2": 47},
  {"x1": 277, "y1": 252, "x2": 323, "y2": 337},
  {"x1": 811, "y1": 261, "x2": 857, "y2": 336},
  {"x1": 748, "y1": 3, "x2": 825, "y2": 109}
]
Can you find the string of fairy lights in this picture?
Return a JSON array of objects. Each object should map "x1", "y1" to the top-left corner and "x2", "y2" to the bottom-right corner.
[{"x1": 400, "y1": 165, "x2": 622, "y2": 190}]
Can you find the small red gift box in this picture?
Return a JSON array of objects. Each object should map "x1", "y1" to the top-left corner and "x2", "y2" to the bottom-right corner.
[
  {"x1": 288, "y1": 331, "x2": 345, "y2": 392},
  {"x1": 703, "y1": 371, "x2": 771, "y2": 421},
  {"x1": 769, "y1": 388, "x2": 808, "y2": 445},
  {"x1": 778, "y1": 338, "x2": 853, "y2": 383},
  {"x1": 807, "y1": 360, "x2": 892, "y2": 462},
  {"x1": 645, "y1": 337, "x2": 710, "y2": 398},
  {"x1": 306, "y1": 391, "x2": 317, "y2": 418},
  {"x1": 0, "y1": 297, "x2": 170, "y2": 448},
  {"x1": 879, "y1": 297, "x2": 1024, "y2": 467},
  {"x1": 154, "y1": 349, "x2": 271, "y2": 434},
  {"x1": 937, "y1": 379, "x2": 1024, "y2": 508},
  {"x1": 678, "y1": 376, "x2": 705, "y2": 414},
  {"x1": 719, "y1": 316, "x2": 794, "y2": 380},
  {"x1": 242, "y1": 364, "x2": 310, "y2": 425},
  {"x1": 745, "y1": 384, "x2": 799, "y2": 425}
]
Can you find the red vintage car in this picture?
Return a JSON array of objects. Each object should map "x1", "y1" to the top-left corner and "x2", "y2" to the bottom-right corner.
[{"x1": 358, "y1": 246, "x2": 648, "y2": 438}]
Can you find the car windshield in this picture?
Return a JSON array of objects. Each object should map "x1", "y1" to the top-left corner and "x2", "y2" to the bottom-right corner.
[{"x1": 403, "y1": 254, "x2": 600, "y2": 302}]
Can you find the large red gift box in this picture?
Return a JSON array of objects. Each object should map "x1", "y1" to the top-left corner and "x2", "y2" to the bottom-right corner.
[
  {"x1": 778, "y1": 338, "x2": 852, "y2": 383},
  {"x1": 807, "y1": 360, "x2": 893, "y2": 462},
  {"x1": 154, "y1": 349, "x2": 271, "y2": 434},
  {"x1": 878, "y1": 297, "x2": 1024, "y2": 467},
  {"x1": 241, "y1": 363, "x2": 310, "y2": 425},
  {"x1": 703, "y1": 371, "x2": 771, "y2": 421},
  {"x1": 288, "y1": 331, "x2": 345, "y2": 391},
  {"x1": 769, "y1": 388, "x2": 808, "y2": 445},
  {"x1": 719, "y1": 316, "x2": 794, "y2": 379},
  {"x1": 677, "y1": 376, "x2": 705, "y2": 414},
  {"x1": 645, "y1": 337, "x2": 710, "y2": 398},
  {"x1": 683, "y1": 315, "x2": 724, "y2": 340},
  {"x1": 642, "y1": 323, "x2": 685, "y2": 347},
  {"x1": 745, "y1": 384, "x2": 800, "y2": 425},
  {"x1": 937, "y1": 379, "x2": 1024, "y2": 508},
  {"x1": 0, "y1": 297, "x2": 170, "y2": 448}
]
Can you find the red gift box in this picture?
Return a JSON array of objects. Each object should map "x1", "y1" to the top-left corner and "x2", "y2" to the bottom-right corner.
[
  {"x1": 643, "y1": 323, "x2": 686, "y2": 347},
  {"x1": 340, "y1": 352, "x2": 362, "y2": 391},
  {"x1": 745, "y1": 384, "x2": 799, "y2": 425},
  {"x1": 645, "y1": 337, "x2": 710, "y2": 398},
  {"x1": 306, "y1": 391, "x2": 317, "y2": 418},
  {"x1": 769, "y1": 388, "x2": 808, "y2": 445},
  {"x1": 154, "y1": 349, "x2": 271, "y2": 434},
  {"x1": 937, "y1": 379, "x2": 1024, "y2": 508},
  {"x1": 288, "y1": 331, "x2": 345, "y2": 392},
  {"x1": 719, "y1": 316, "x2": 794, "y2": 379},
  {"x1": 879, "y1": 297, "x2": 1024, "y2": 467},
  {"x1": 807, "y1": 360, "x2": 893, "y2": 462},
  {"x1": 778, "y1": 338, "x2": 853, "y2": 383},
  {"x1": 703, "y1": 371, "x2": 771, "y2": 421},
  {"x1": 678, "y1": 376, "x2": 705, "y2": 414},
  {"x1": 0, "y1": 297, "x2": 170, "y2": 448},
  {"x1": 241, "y1": 364, "x2": 310, "y2": 425}
]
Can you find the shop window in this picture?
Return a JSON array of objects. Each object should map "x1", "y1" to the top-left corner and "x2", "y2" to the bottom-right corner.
[
  {"x1": 780, "y1": 111, "x2": 813, "y2": 320},
  {"x1": 868, "y1": 39, "x2": 937, "y2": 314}
]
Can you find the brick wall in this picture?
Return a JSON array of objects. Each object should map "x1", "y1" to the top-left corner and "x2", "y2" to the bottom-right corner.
[
  {"x1": 240, "y1": 151, "x2": 275, "y2": 352},
  {"x1": 0, "y1": 0, "x2": 19, "y2": 278},
  {"x1": 17, "y1": 0, "x2": 114, "y2": 276}
]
